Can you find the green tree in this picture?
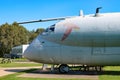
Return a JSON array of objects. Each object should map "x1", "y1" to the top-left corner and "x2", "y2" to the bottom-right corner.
[
  {"x1": 0, "y1": 22, "x2": 44, "y2": 57},
  {"x1": 29, "y1": 28, "x2": 44, "y2": 42},
  {"x1": 0, "y1": 22, "x2": 29, "y2": 57}
]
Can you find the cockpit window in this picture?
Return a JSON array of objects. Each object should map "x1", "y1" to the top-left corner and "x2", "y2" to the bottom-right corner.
[
  {"x1": 45, "y1": 24, "x2": 55, "y2": 32},
  {"x1": 49, "y1": 24, "x2": 55, "y2": 31}
]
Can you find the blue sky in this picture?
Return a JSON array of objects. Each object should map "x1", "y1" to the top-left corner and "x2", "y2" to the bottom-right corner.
[{"x1": 0, "y1": 0, "x2": 120, "y2": 31}]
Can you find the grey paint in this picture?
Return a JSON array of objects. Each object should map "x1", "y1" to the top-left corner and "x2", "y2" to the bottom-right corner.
[{"x1": 23, "y1": 13, "x2": 120, "y2": 66}]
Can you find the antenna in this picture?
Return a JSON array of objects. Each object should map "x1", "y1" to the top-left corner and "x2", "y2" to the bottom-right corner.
[
  {"x1": 95, "y1": 7, "x2": 102, "y2": 17},
  {"x1": 18, "y1": 18, "x2": 65, "y2": 24},
  {"x1": 79, "y1": 10, "x2": 84, "y2": 17},
  {"x1": 18, "y1": 17, "x2": 73, "y2": 24}
]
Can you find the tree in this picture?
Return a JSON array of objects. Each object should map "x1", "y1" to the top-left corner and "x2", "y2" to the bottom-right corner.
[
  {"x1": 29, "y1": 28, "x2": 44, "y2": 42},
  {"x1": 0, "y1": 22, "x2": 44, "y2": 57},
  {"x1": 0, "y1": 22, "x2": 29, "y2": 57}
]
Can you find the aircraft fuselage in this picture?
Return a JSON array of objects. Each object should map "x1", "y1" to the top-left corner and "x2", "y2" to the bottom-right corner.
[{"x1": 24, "y1": 13, "x2": 120, "y2": 66}]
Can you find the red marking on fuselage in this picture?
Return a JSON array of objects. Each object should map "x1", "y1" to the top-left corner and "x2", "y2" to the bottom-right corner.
[{"x1": 61, "y1": 23, "x2": 79, "y2": 41}]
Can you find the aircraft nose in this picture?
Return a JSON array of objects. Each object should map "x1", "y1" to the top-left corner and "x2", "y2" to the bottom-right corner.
[
  {"x1": 23, "y1": 46, "x2": 33, "y2": 59},
  {"x1": 23, "y1": 46, "x2": 37, "y2": 60},
  {"x1": 23, "y1": 37, "x2": 43, "y2": 61}
]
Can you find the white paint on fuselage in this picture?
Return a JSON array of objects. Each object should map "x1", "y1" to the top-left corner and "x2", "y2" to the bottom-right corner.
[{"x1": 41, "y1": 13, "x2": 120, "y2": 47}]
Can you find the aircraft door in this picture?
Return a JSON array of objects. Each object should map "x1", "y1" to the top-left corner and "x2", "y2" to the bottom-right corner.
[
  {"x1": 92, "y1": 47, "x2": 105, "y2": 55},
  {"x1": 92, "y1": 40, "x2": 105, "y2": 55},
  {"x1": 104, "y1": 31, "x2": 120, "y2": 55}
]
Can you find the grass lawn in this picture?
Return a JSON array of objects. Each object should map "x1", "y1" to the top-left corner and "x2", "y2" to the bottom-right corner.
[
  {"x1": 0, "y1": 62, "x2": 42, "y2": 67},
  {"x1": 0, "y1": 58, "x2": 42, "y2": 67},
  {"x1": 99, "y1": 66, "x2": 120, "y2": 80},
  {"x1": 0, "y1": 58, "x2": 28, "y2": 62},
  {"x1": 0, "y1": 58, "x2": 120, "y2": 80}
]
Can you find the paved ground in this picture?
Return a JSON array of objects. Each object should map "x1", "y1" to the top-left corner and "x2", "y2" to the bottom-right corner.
[
  {"x1": 18, "y1": 69, "x2": 99, "y2": 80},
  {"x1": 0, "y1": 67, "x2": 41, "y2": 77},
  {"x1": 0, "y1": 67, "x2": 98, "y2": 80}
]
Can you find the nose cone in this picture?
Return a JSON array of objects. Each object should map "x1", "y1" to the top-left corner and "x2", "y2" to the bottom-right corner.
[{"x1": 23, "y1": 36, "x2": 43, "y2": 61}]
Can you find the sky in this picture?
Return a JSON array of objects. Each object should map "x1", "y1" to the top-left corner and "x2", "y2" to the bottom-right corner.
[{"x1": 0, "y1": 0, "x2": 120, "y2": 31}]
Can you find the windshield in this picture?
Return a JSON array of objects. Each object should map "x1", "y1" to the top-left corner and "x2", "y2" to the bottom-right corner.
[{"x1": 45, "y1": 24, "x2": 55, "y2": 32}]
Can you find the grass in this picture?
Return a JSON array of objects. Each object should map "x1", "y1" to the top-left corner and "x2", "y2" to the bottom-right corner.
[
  {"x1": 0, "y1": 58, "x2": 42, "y2": 67},
  {"x1": 5, "y1": 66, "x2": 120, "y2": 80},
  {"x1": 0, "y1": 58, "x2": 28, "y2": 62},
  {"x1": 99, "y1": 66, "x2": 120, "y2": 80},
  {"x1": 0, "y1": 58, "x2": 120, "y2": 80},
  {"x1": 0, "y1": 62, "x2": 42, "y2": 67}
]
